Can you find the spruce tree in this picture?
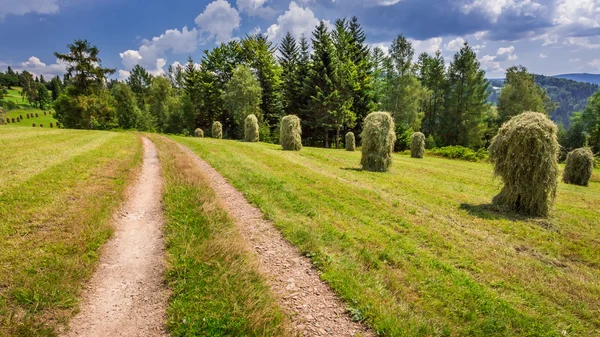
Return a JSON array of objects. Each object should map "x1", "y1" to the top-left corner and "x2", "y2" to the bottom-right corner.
[
  {"x1": 348, "y1": 16, "x2": 375, "y2": 133},
  {"x1": 278, "y1": 32, "x2": 301, "y2": 116},
  {"x1": 127, "y1": 64, "x2": 153, "y2": 108},
  {"x1": 418, "y1": 50, "x2": 446, "y2": 140}
]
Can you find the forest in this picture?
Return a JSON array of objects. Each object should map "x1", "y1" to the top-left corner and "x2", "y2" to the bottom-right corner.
[{"x1": 2, "y1": 17, "x2": 600, "y2": 155}]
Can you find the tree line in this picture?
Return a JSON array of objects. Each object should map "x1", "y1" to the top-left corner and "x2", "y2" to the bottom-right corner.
[{"x1": 2, "y1": 17, "x2": 600, "y2": 154}]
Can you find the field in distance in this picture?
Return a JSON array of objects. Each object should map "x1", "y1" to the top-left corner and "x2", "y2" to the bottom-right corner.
[
  {"x1": 0, "y1": 126, "x2": 141, "y2": 336},
  {"x1": 174, "y1": 136, "x2": 600, "y2": 337},
  {"x1": 2, "y1": 87, "x2": 57, "y2": 127}
]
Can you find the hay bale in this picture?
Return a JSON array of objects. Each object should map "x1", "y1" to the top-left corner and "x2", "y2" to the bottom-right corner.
[
  {"x1": 244, "y1": 114, "x2": 260, "y2": 142},
  {"x1": 280, "y1": 115, "x2": 302, "y2": 151},
  {"x1": 12, "y1": 118, "x2": 15, "y2": 123},
  {"x1": 40, "y1": 124, "x2": 43, "y2": 128},
  {"x1": 563, "y1": 147, "x2": 594, "y2": 186},
  {"x1": 360, "y1": 111, "x2": 396, "y2": 172},
  {"x1": 411, "y1": 132, "x2": 426, "y2": 158},
  {"x1": 36, "y1": 113, "x2": 39, "y2": 117},
  {"x1": 32, "y1": 123, "x2": 36, "y2": 127},
  {"x1": 212, "y1": 121, "x2": 223, "y2": 139},
  {"x1": 50, "y1": 123, "x2": 54, "y2": 128},
  {"x1": 26, "y1": 114, "x2": 30, "y2": 118},
  {"x1": 345, "y1": 132, "x2": 355, "y2": 151},
  {"x1": 194, "y1": 128, "x2": 204, "y2": 138},
  {"x1": 19, "y1": 115, "x2": 22, "y2": 119},
  {"x1": 44, "y1": 111, "x2": 47, "y2": 115},
  {"x1": 488, "y1": 111, "x2": 559, "y2": 217}
]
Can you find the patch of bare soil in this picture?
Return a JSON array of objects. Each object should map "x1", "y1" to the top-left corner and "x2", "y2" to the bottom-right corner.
[
  {"x1": 63, "y1": 137, "x2": 168, "y2": 337},
  {"x1": 177, "y1": 142, "x2": 375, "y2": 337}
]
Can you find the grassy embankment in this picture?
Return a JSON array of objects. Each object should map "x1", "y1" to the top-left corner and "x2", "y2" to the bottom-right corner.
[
  {"x1": 0, "y1": 126, "x2": 141, "y2": 336},
  {"x1": 173, "y1": 136, "x2": 600, "y2": 337},
  {"x1": 148, "y1": 135, "x2": 291, "y2": 337},
  {"x1": 2, "y1": 87, "x2": 57, "y2": 127}
]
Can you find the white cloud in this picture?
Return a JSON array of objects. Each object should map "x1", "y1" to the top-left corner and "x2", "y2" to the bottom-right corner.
[
  {"x1": 461, "y1": 0, "x2": 546, "y2": 23},
  {"x1": 495, "y1": 46, "x2": 517, "y2": 61},
  {"x1": 409, "y1": 37, "x2": 443, "y2": 55},
  {"x1": 569, "y1": 58, "x2": 581, "y2": 63},
  {"x1": 554, "y1": 0, "x2": 600, "y2": 31},
  {"x1": 445, "y1": 37, "x2": 466, "y2": 52},
  {"x1": 479, "y1": 54, "x2": 502, "y2": 73},
  {"x1": 195, "y1": 0, "x2": 241, "y2": 43},
  {"x1": 118, "y1": 26, "x2": 198, "y2": 76},
  {"x1": 539, "y1": 52, "x2": 547, "y2": 58},
  {"x1": 250, "y1": 26, "x2": 262, "y2": 35},
  {"x1": 370, "y1": 42, "x2": 390, "y2": 56},
  {"x1": 0, "y1": 0, "x2": 60, "y2": 19},
  {"x1": 479, "y1": 45, "x2": 517, "y2": 73},
  {"x1": 266, "y1": 1, "x2": 326, "y2": 43},
  {"x1": 118, "y1": 70, "x2": 131, "y2": 81},
  {"x1": 589, "y1": 59, "x2": 600, "y2": 70},
  {"x1": 236, "y1": 0, "x2": 277, "y2": 19},
  {"x1": 563, "y1": 36, "x2": 600, "y2": 49},
  {"x1": 0, "y1": 56, "x2": 66, "y2": 78}
]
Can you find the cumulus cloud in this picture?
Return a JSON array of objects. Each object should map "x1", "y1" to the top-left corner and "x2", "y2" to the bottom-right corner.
[
  {"x1": 195, "y1": 0, "x2": 241, "y2": 43},
  {"x1": 445, "y1": 37, "x2": 466, "y2": 52},
  {"x1": 0, "y1": 0, "x2": 60, "y2": 19},
  {"x1": 539, "y1": 52, "x2": 547, "y2": 58},
  {"x1": 266, "y1": 1, "x2": 327, "y2": 43},
  {"x1": 119, "y1": 26, "x2": 198, "y2": 76},
  {"x1": 118, "y1": 70, "x2": 131, "y2": 81},
  {"x1": 410, "y1": 37, "x2": 443, "y2": 55},
  {"x1": 0, "y1": 56, "x2": 66, "y2": 78},
  {"x1": 236, "y1": 0, "x2": 277, "y2": 19},
  {"x1": 370, "y1": 42, "x2": 390, "y2": 56},
  {"x1": 479, "y1": 45, "x2": 518, "y2": 73},
  {"x1": 589, "y1": 59, "x2": 600, "y2": 70},
  {"x1": 461, "y1": 0, "x2": 546, "y2": 23}
]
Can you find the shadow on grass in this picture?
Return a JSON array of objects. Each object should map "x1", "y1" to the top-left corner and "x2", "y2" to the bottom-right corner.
[
  {"x1": 341, "y1": 167, "x2": 363, "y2": 172},
  {"x1": 459, "y1": 203, "x2": 557, "y2": 230}
]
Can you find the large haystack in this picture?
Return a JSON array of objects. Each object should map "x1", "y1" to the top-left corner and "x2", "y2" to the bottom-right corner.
[
  {"x1": 345, "y1": 132, "x2": 355, "y2": 151},
  {"x1": 280, "y1": 115, "x2": 302, "y2": 151},
  {"x1": 212, "y1": 121, "x2": 223, "y2": 139},
  {"x1": 563, "y1": 147, "x2": 594, "y2": 186},
  {"x1": 488, "y1": 111, "x2": 559, "y2": 217},
  {"x1": 360, "y1": 111, "x2": 396, "y2": 172},
  {"x1": 194, "y1": 128, "x2": 204, "y2": 138},
  {"x1": 411, "y1": 132, "x2": 425, "y2": 158},
  {"x1": 244, "y1": 114, "x2": 259, "y2": 142}
]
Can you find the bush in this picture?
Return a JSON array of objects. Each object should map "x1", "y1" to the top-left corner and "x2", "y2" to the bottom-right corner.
[
  {"x1": 212, "y1": 121, "x2": 223, "y2": 139},
  {"x1": 244, "y1": 114, "x2": 259, "y2": 142},
  {"x1": 425, "y1": 134, "x2": 436, "y2": 149},
  {"x1": 280, "y1": 115, "x2": 302, "y2": 151},
  {"x1": 430, "y1": 146, "x2": 487, "y2": 162},
  {"x1": 411, "y1": 132, "x2": 425, "y2": 158},
  {"x1": 563, "y1": 147, "x2": 594, "y2": 186},
  {"x1": 360, "y1": 112, "x2": 396, "y2": 172},
  {"x1": 345, "y1": 132, "x2": 355, "y2": 151},
  {"x1": 194, "y1": 128, "x2": 204, "y2": 138},
  {"x1": 488, "y1": 111, "x2": 559, "y2": 217}
]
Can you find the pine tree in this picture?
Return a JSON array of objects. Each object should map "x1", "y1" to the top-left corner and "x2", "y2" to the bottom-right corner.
[
  {"x1": 418, "y1": 50, "x2": 446, "y2": 140},
  {"x1": 127, "y1": 65, "x2": 153, "y2": 109},
  {"x1": 441, "y1": 42, "x2": 490, "y2": 148},
  {"x1": 279, "y1": 32, "x2": 301, "y2": 117},
  {"x1": 332, "y1": 18, "x2": 357, "y2": 148},
  {"x1": 348, "y1": 16, "x2": 375, "y2": 133},
  {"x1": 223, "y1": 65, "x2": 263, "y2": 138}
]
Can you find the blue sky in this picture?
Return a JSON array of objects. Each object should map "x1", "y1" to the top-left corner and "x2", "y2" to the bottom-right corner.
[{"x1": 1, "y1": 0, "x2": 600, "y2": 80}]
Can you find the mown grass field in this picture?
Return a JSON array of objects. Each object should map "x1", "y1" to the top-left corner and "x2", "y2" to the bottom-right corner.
[
  {"x1": 2, "y1": 87, "x2": 57, "y2": 127},
  {"x1": 173, "y1": 136, "x2": 600, "y2": 337},
  {"x1": 0, "y1": 126, "x2": 141, "y2": 336},
  {"x1": 149, "y1": 135, "x2": 291, "y2": 336}
]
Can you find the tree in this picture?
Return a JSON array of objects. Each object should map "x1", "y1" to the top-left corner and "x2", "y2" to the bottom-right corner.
[
  {"x1": 223, "y1": 65, "x2": 262, "y2": 138},
  {"x1": 147, "y1": 76, "x2": 176, "y2": 132},
  {"x1": 54, "y1": 39, "x2": 115, "y2": 95},
  {"x1": 497, "y1": 66, "x2": 551, "y2": 123},
  {"x1": 304, "y1": 21, "x2": 339, "y2": 147},
  {"x1": 111, "y1": 82, "x2": 153, "y2": 130},
  {"x1": 48, "y1": 76, "x2": 63, "y2": 101},
  {"x1": 582, "y1": 88, "x2": 600, "y2": 153},
  {"x1": 347, "y1": 16, "x2": 375, "y2": 132},
  {"x1": 418, "y1": 51, "x2": 446, "y2": 140},
  {"x1": 35, "y1": 82, "x2": 51, "y2": 108},
  {"x1": 371, "y1": 46, "x2": 387, "y2": 110},
  {"x1": 441, "y1": 42, "x2": 490, "y2": 148},
  {"x1": 560, "y1": 112, "x2": 587, "y2": 152},
  {"x1": 279, "y1": 32, "x2": 301, "y2": 116},
  {"x1": 127, "y1": 65, "x2": 153, "y2": 108}
]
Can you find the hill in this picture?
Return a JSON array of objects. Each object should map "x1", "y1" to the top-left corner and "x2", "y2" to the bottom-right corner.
[
  {"x1": 487, "y1": 75, "x2": 599, "y2": 127},
  {"x1": 553, "y1": 73, "x2": 600, "y2": 85}
]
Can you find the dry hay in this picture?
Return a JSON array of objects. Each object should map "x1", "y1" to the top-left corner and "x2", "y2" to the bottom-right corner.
[
  {"x1": 194, "y1": 128, "x2": 204, "y2": 138},
  {"x1": 360, "y1": 111, "x2": 396, "y2": 172},
  {"x1": 212, "y1": 121, "x2": 223, "y2": 139},
  {"x1": 280, "y1": 115, "x2": 302, "y2": 151},
  {"x1": 411, "y1": 132, "x2": 425, "y2": 158},
  {"x1": 244, "y1": 114, "x2": 259, "y2": 142},
  {"x1": 488, "y1": 111, "x2": 559, "y2": 217},
  {"x1": 563, "y1": 147, "x2": 594, "y2": 186},
  {"x1": 345, "y1": 132, "x2": 355, "y2": 151}
]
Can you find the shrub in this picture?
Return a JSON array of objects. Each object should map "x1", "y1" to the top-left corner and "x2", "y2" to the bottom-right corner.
[
  {"x1": 244, "y1": 114, "x2": 259, "y2": 142},
  {"x1": 360, "y1": 111, "x2": 396, "y2": 172},
  {"x1": 488, "y1": 111, "x2": 559, "y2": 217},
  {"x1": 430, "y1": 146, "x2": 487, "y2": 161},
  {"x1": 212, "y1": 121, "x2": 223, "y2": 139},
  {"x1": 563, "y1": 147, "x2": 594, "y2": 186},
  {"x1": 425, "y1": 134, "x2": 436, "y2": 149},
  {"x1": 411, "y1": 132, "x2": 425, "y2": 158},
  {"x1": 6, "y1": 101, "x2": 17, "y2": 110},
  {"x1": 182, "y1": 129, "x2": 190, "y2": 137},
  {"x1": 194, "y1": 128, "x2": 204, "y2": 138},
  {"x1": 345, "y1": 132, "x2": 356, "y2": 151},
  {"x1": 280, "y1": 115, "x2": 302, "y2": 151}
]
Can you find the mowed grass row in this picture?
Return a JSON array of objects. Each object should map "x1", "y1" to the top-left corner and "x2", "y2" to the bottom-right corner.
[
  {"x1": 149, "y1": 135, "x2": 291, "y2": 337},
  {"x1": 4, "y1": 110, "x2": 58, "y2": 127},
  {"x1": 173, "y1": 136, "x2": 600, "y2": 337},
  {"x1": 0, "y1": 126, "x2": 141, "y2": 336}
]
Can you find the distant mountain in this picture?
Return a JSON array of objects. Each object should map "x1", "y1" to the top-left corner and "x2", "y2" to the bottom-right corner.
[
  {"x1": 553, "y1": 73, "x2": 600, "y2": 85},
  {"x1": 487, "y1": 74, "x2": 599, "y2": 127}
]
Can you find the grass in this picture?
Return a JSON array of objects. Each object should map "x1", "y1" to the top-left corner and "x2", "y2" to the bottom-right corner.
[
  {"x1": 2, "y1": 87, "x2": 57, "y2": 127},
  {"x1": 172, "y1": 136, "x2": 600, "y2": 337},
  {"x1": 148, "y1": 135, "x2": 291, "y2": 337},
  {"x1": 0, "y1": 126, "x2": 142, "y2": 336}
]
